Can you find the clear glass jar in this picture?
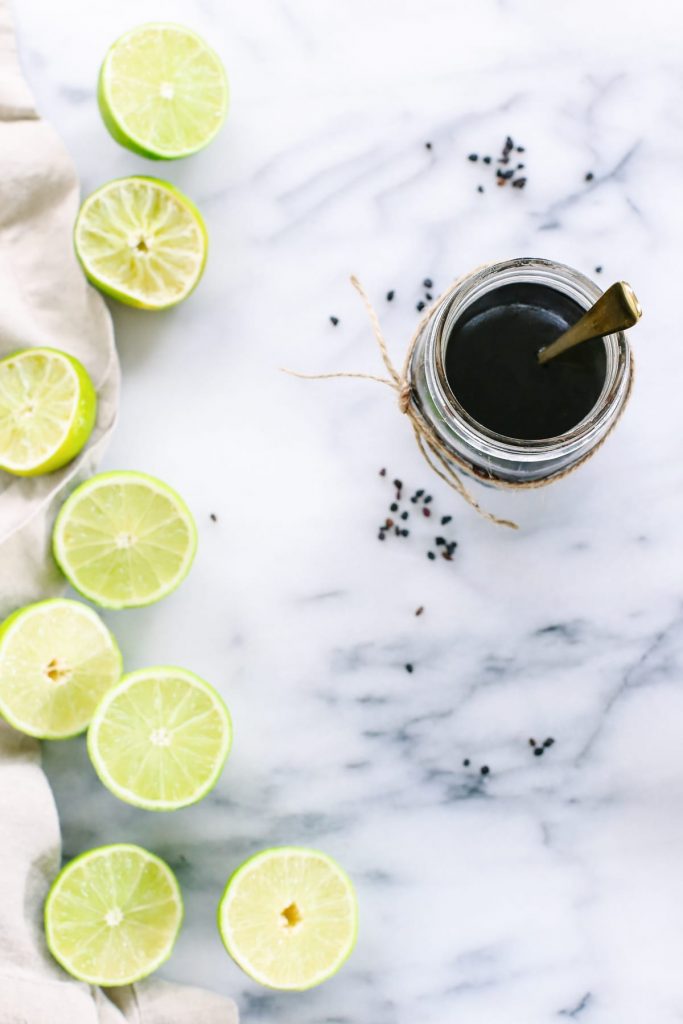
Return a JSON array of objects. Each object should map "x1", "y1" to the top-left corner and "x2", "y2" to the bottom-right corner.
[{"x1": 408, "y1": 257, "x2": 632, "y2": 485}]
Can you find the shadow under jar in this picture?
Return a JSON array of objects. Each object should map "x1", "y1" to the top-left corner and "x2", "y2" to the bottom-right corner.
[{"x1": 408, "y1": 258, "x2": 632, "y2": 485}]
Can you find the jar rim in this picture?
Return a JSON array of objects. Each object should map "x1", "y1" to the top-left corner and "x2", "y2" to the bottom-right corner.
[{"x1": 426, "y1": 257, "x2": 631, "y2": 460}]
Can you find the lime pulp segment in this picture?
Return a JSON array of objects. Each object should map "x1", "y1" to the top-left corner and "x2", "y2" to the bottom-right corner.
[
  {"x1": 98, "y1": 23, "x2": 228, "y2": 159},
  {"x1": 52, "y1": 470, "x2": 197, "y2": 609},
  {"x1": 88, "y1": 667, "x2": 232, "y2": 811},
  {"x1": 45, "y1": 844, "x2": 183, "y2": 986},
  {"x1": 0, "y1": 348, "x2": 96, "y2": 476},
  {"x1": 0, "y1": 599, "x2": 122, "y2": 739},
  {"x1": 74, "y1": 177, "x2": 207, "y2": 309},
  {"x1": 218, "y1": 847, "x2": 358, "y2": 990}
]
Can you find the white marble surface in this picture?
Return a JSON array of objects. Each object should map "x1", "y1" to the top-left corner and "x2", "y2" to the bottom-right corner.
[{"x1": 11, "y1": 0, "x2": 683, "y2": 1020}]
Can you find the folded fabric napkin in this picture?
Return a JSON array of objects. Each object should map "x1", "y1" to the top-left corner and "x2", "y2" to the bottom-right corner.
[
  {"x1": 0, "y1": 0, "x2": 118, "y2": 618},
  {"x1": 0, "y1": 4, "x2": 238, "y2": 1020}
]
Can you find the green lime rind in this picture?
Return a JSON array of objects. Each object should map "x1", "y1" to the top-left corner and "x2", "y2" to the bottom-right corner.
[
  {"x1": 97, "y1": 22, "x2": 229, "y2": 161},
  {"x1": 74, "y1": 176, "x2": 208, "y2": 310},
  {"x1": 44, "y1": 843, "x2": 183, "y2": 986},
  {"x1": 97, "y1": 69, "x2": 165, "y2": 160},
  {"x1": 217, "y1": 846, "x2": 359, "y2": 991},
  {"x1": 52, "y1": 470, "x2": 198, "y2": 610},
  {"x1": 0, "y1": 598, "x2": 122, "y2": 740},
  {"x1": 0, "y1": 347, "x2": 97, "y2": 477},
  {"x1": 87, "y1": 666, "x2": 233, "y2": 811}
]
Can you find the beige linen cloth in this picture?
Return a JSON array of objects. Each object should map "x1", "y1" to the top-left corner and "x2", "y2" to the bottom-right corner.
[{"x1": 0, "y1": 5, "x2": 238, "y2": 1021}]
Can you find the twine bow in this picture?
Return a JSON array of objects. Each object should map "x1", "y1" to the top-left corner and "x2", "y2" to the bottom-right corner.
[{"x1": 283, "y1": 275, "x2": 518, "y2": 529}]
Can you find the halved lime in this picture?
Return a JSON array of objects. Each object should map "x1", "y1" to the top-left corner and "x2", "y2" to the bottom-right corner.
[
  {"x1": 0, "y1": 599, "x2": 122, "y2": 739},
  {"x1": 74, "y1": 177, "x2": 207, "y2": 309},
  {"x1": 88, "y1": 666, "x2": 232, "y2": 811},
  {"x1": 218, "y1": 847, "x2": 358, "y2": 990},
  {"x1": 98, "y1": 23, "x2": 228, "y2": 160},
  {"x1": 45, "y1": 843, "x2": 183, "y2": 986},
  {"x1": 0, "y1": 348, "x2": 96, "y2": 476},
  {"x1": 52, "y1": 470, "x2": 197, "y2": 609}
]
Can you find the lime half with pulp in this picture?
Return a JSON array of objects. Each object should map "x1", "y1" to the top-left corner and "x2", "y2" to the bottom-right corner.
[
  {"x1": 0, "y1": 347, "x2": 96, "y2": 476},
  {"x1": 0, "y1": 599, "x2": 122, "y2": 739},
  {"x1": 52, "y1": 470, "x2": 197, "y2": 609},
  {"x1": 45, "y1": 843, "x2": 183, "y2": 986},
  {"x1": 218, "y1": 846, "x2": 358, "y2": 990},
  {"x1": 88, "y1": 666, "x2": 232, "y2": 811},
  {"x1": 74, "y1": 177, "x2": 207, "y2": 310},
  {"x1": 98, "y1": 23, "x2": 228, "y2": 160}
]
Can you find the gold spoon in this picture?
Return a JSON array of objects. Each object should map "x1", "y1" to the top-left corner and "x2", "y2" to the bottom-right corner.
[{"x1": 537, "y1": 281, "x2": 642, "y2": 365}]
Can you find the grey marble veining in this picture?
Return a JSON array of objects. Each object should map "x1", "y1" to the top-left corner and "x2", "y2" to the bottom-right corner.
[{"x1": 11, "y1": 0, "x2": 683, "y2": 1020}]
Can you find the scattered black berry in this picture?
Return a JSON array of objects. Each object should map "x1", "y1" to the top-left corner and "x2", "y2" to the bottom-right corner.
[
  {"x1": 595, "y1": 265, "x2": 603, "y2": 274},
  {"x1": 463, "y1": 758, "x2": 470, "y2": 766},
  {"x1": 425, "y1": 292, "x2": 433, "y2": 301},
  {"x1": 543, "y1": 737, "x2": 555, "y2": 748},
  {"x1": 386, "y1": 290, "x2": 395, "y2": 302},
  {"x1": 405, "y1": 663, "x2": 414, "y2": 674},
  {"x1": 474, "y1": 138, "x2": 527, "y2": 191},
  {"x1": 423, "y1": 278, "x2": 433, "y2": 289},
  {"x1": 529, "y1": 738, "x2": 536, "y2": 747},
  {"x1": 534, "y1": 747, "x2": 544, "y2": 757},
  {"x1": 209, "y1": 513, "x2": 217, "y2": 522},
  {"x1": 481, "y1": 765, "x2": 490, "y2": 776},
  {"x1": 425, "y1": 141, "x2": 432, "y2": 150},
  {"x1": 330, "y1": 316, "x2": 339, "y2": 325},
  {"x1": 585, "y1": 171, "x2": 594, "y2": 182},
  {"x1": 416, "y1": 301, "x2": 425, "y2": 312},
  {"x1": 468, "y1": 153, "x2": 478, "y2": 162},
  {"x1": 512, "y1": 177, "x2": 527, "y2": 189},
  {"x1": 415, "y1": 606, "x2": 424, "y2": 617},
  {"x1": 376, "y1": 475, "x2": 460, "y2": 557}
]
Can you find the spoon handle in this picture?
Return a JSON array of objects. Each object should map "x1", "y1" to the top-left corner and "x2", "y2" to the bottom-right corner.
[{"x1": 538, "y1": 281, "x2": 641, "y2": 365}]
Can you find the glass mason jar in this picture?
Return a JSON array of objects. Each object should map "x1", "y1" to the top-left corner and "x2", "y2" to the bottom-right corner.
[{"x1": 408, "y1": 257, "x2": 633, "y2": 485}]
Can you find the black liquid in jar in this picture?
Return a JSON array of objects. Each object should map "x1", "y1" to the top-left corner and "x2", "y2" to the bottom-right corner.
[{"x1": 444, "y1": 283, "x2": 607, "y2": 440}]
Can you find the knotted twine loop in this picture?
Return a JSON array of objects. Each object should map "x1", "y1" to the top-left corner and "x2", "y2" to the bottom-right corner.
[
  {"x1": 283, "y1": 274, "x2": 634, "y2": 530},
  {"x1": 283, "y1": 274, "x2": 517, "y2": 528}
]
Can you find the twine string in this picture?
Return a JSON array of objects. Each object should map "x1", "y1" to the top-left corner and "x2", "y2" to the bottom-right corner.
[{"x1": 282, "y1": 274, "x2": 518, "y2": 529}]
